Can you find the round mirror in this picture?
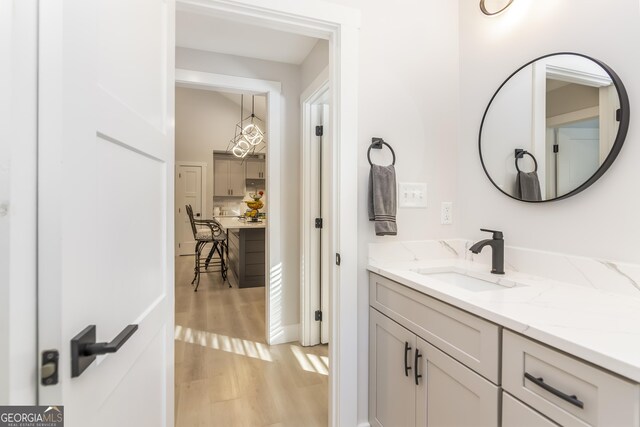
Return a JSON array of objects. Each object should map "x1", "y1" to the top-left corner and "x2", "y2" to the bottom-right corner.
[{"x1": 479, "y1": 53, "x2": 629, "y2": 202}]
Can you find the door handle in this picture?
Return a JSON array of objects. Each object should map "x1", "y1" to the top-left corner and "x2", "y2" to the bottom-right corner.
[
  {"x1": 71, "y1": 324, "x2": 138, "y2": 377},
  {"x1": 414, "y1": 348, "x2": 423, "y2": 385},
  {"x1": 404, "y1": 342, "x2": 412, "y2": 376}
]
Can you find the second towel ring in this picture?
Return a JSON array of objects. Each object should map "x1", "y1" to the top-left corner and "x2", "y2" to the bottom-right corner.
[
  {"x1": 368, "y1": 138, "x2": 396, "y2": 166},
  {"x1": 515, "y1": 149, "x2": 538, "y2": 173}
]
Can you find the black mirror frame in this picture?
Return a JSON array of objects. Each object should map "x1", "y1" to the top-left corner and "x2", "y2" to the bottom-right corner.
[{"x1": 478, "y1": 52, "x2": 630, "y2": 203}]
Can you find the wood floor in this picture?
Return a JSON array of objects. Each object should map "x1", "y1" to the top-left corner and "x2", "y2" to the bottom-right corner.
[{"x1": 175, "y1": 255, "x2": 329, "y2": 427}]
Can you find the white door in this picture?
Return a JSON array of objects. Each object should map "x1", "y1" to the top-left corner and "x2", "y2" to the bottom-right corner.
[
  {"x1": 556, "y1": 125, "x2": 599, "y2": 197},
  {"x1": 176, "y1": 165, "x2": 203, "y2": 256},
  {"x1": 38, "y1": 0, "x2": 175, "y2": 426}
]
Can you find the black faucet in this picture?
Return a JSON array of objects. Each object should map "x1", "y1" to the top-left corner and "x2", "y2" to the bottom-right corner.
[{"x1": 469, "y1": 229, "x2": 505, "y2": 275}]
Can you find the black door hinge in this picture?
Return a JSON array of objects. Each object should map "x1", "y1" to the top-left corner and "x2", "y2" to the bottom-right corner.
[
  {"x1": 315, "y1": 310, "x2": 323, "y2": 321},
  {"x1": 336, "y1": 253, "x2": 341, "y2": 266},
  {"x1": 316, "y1": 125, "x2": 324, "y2": 136},
  {"x1": 41, "y1": 349, "x2": 59, "y2": 386},
  {"x1": 553, "y1": 144, "x2": 559, "y2": 153},
  {"x1": 315, "y1": 218, "x2": 323, "y2": 229}
]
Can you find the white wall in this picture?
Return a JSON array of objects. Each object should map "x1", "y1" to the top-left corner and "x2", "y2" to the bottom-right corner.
[
  {"x1": 324, "y1": 0, "x2": 461, "y2": 423},
  {"x1": 176, "y1": 47, "x2": 304, "y2": 329},
  {"x1": 458, "y1": 0, "x2": 640, "y2": 264}
]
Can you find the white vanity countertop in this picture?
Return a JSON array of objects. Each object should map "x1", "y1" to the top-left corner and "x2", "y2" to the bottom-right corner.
[
  {"x1": 215, "y1": 216, "x2": 266, "y2": 230},
  {"x1": 368, "y1": 257, "x2": 640, "y2": 383}
]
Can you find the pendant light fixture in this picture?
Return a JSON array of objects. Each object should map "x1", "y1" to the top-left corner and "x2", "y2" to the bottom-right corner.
[
  {"x1": 228, "y1": 94, "x2": 267, "y2": 159},
  {"x1": 479, "y1": 0, "x2": 514, "y2": 15}
]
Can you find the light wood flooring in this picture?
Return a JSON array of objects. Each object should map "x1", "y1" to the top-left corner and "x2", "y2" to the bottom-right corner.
[{"x1": 175, "y1": 255, "x2": 329, "y2": 427}]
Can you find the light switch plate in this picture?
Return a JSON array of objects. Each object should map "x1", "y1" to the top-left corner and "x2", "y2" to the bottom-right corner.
[{"x1": 398, "y1": 183, "x2": 427, "y2": 208}]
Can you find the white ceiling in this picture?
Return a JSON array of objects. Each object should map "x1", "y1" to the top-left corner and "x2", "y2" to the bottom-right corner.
[{"x1": 176, "y1": 10, "x2": 320, "y2": 65}]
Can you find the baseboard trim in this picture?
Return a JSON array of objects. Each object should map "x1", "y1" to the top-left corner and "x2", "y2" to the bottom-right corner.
[{"x1": 269, "y1": 323, "x2": 300, "y2": 345}]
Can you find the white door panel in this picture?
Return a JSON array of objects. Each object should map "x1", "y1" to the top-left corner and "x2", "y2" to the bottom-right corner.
[
  {"x1": 176, "y1": 165, "x2": 203, "y2": 255},
  {"x1": 38, "y1": 0, "x2": 174, "y2": 426}
]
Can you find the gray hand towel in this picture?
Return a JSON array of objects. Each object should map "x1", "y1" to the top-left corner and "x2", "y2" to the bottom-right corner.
[
  {"x1": 368, "y1": 164, "x2": 397, "y2": 236},
  {"x1": 516, "y1": 171, "x2": 542, "y2": 201}
]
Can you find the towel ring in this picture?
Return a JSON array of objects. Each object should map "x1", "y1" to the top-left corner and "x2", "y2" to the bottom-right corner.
[
  {"x1": 515, "y1": 149, "x2": 538, "y2": 173},
  {"x1": 368, "y1": 138, "x2": 396, "y2": 166}
]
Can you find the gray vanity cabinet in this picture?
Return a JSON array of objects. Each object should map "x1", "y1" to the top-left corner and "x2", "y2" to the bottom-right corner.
[{"x1": 369, "y1": 307, "x2": 499, "y2": 427}]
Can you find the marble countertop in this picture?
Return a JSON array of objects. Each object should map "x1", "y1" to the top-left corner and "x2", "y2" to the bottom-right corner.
[
  {"x1": 368, "y1": 256, "x2": 640, "y2": 384},
  {"x1": 216, "y1": 216, "x2": 266, "y2": 230}
]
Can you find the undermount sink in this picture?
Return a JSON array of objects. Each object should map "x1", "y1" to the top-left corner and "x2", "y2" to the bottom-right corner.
[{"x1": 412, "y1": 268, "x2": 524, "y2": 292}]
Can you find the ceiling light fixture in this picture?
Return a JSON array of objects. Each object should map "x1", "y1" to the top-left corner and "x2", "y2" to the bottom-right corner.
[
  {"x1": 480, "y1": 0, "x2": 514, "y2": 15},
  {"x1": 228, "y1": 95, "x2": 267, "y2": 159}
]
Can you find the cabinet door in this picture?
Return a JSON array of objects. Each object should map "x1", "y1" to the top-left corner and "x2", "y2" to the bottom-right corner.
[
  {"x1": 416, "y1": 337, "x2": 499, "y2": 427},
  {"x1": 213, "y1": 159, "x2": 229, "y2": 196},
  {"x1": 370, "y1": 309, "x2": 416, "y2": 427},
  {"x1": 503, "y1": 393, "x2": 559, "y2": 427},
  {"x1": 228, "y1": 159, "x2": 246, "y2": 196},
  {"x1": 246, "y1": 160, "x2": 262, "y2": 179}
]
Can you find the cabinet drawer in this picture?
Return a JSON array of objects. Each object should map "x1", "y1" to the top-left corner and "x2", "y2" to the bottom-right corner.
[
  {"x1": 503, "y1": 393, "x2": 558, "y2": 427},
  {"x1": 503, "y1": 330, "x2": 640, "y2": 427},
  {"x1": 369, "y1": 273, "x2": 500, "y2": 382}
]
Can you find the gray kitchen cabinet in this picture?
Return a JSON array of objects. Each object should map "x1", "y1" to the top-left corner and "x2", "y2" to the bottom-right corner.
[
  {"x1": 369, "y1": 307, "x2": 499, "y2": 427},
  {"x1": 245, "y1": 159, "x2": 265, "y2": 179},
  {"x1": 214, "y1": 158, "x2": 245, "y2": 196}
]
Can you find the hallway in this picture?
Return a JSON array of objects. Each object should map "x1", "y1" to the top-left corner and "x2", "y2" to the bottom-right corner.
[{"x1": 174, "y1": 256, "x2": 329, "y2": 426}]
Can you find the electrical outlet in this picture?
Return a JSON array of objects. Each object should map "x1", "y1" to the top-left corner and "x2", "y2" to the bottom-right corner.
[
  {"x1": 398, "y1": 183, "x2": 427, "y2": 208},
  {"x1": 441, "y1": 202, "x2": 453, "y2": 225}
]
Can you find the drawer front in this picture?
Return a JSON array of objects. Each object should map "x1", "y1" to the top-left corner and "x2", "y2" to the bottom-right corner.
[
  {"x1": 369, "y1": 273, "x2": 500, "y2": 382},
  {"x1": 503, "y1": 330, "x2": 640, "y2": 427},
  {"x1": 503, "y1": 393, "x2": 559, "y2": 427}
]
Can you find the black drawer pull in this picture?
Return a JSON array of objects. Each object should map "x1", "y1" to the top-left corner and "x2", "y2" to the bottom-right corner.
[
  {"x1": 524, "y1": 372, "x2": 584, "y2": 409},
  {"x1": 404, "y1": 342, "x2": 412, "y2": 376},
  {"x1": 414, "y1": 348, "x2": 423, "y2": 385}
]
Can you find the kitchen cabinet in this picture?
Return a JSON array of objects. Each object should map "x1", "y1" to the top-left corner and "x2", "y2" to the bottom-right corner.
[
  {"x1": 214, "y1": 158, "x2": 245, "y2": 196},
  {"x1": 246, "y1": 159, "x2": 265, "y2": 179},
  {"x1": 369, "y1": 308, "x2": 499, "y2": 427}
]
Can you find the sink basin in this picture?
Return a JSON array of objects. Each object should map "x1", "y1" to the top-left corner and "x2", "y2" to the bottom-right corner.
[{"x1": 412, "y1": 268, "x2": 524, "y2": 292}]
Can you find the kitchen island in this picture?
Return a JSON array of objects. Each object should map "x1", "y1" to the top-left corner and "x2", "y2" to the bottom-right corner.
[{"x1": 216, "y1": 217, "x2": 266, "y2": 288}]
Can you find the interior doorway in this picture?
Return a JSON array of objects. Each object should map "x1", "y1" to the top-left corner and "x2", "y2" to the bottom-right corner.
[
  {"x1": 172, "y1": 1, "x2": 360, "y2": 425},
  {"x1": 173, "y1": 7, "x2": 332, "y2": 425}
]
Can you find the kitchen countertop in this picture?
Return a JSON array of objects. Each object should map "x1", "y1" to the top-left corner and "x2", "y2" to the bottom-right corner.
[
  {"x1": 368, "y1": 256, "x2": 640, "y2": 384},
  {"x1": 215, "y1": 216, "x2": 266, "y2": 230}
]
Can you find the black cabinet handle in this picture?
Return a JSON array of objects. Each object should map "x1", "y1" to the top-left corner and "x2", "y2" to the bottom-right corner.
[
  {"x1": 71, "y1": 324, "x2": 138, "y2": 377},
  {"x1": 404, "y1": 342, "x2": 412, "y2": 376},
  {"x1": 414, "y1": 348, "x2": 423, "y2": 385},
  {"x1": 524, "y1": 372, "x2": 584, "y2": 409}
]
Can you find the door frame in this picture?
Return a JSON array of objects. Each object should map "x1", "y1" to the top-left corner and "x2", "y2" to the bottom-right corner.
[
  {"x1": 300, "y1": 67, "x2": 330, "y2": 347},
  {"x1": 175, "y1": 68, "x2": 282, "y2": 342},
  {"x1": 175, "y1": 161, "x2": 207, "y2": 255},
  {"x1": 176, "y1": 2, "x2": 360, "y2": 426}
]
